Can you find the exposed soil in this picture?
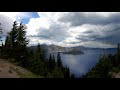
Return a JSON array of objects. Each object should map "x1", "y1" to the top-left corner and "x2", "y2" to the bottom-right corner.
[
  {"x1": 0, "y1": 59, "x2": 19, "y2": 78},
  {"x1": 111, "y1": 72, "x2": 120, "y2": 78}
]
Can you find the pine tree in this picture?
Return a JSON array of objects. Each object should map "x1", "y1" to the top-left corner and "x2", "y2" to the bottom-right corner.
[
  {"x1": 36, "y1": 43, "x2": 41, "y2": 60},
  {"x1": 117, "y1": 43, "x2": 120, "y2": 53},
  {"x1": 64, "y1": 66, "x2": 70, "y2": 78},
  {"x1": 71, "y1": 74, "x2": 75, "y2": 78},
  {"x1": 36, "y1": 43, "x2": 45, "y2": 62},
  {"x1": 67, "y1": 67, "x2": 70, "y2": 78},
  {"x1": 5, "y1": 36, "x2": 10, "y2": 47},
  {"x1": 17, "y1": 22, "x2": 28, "y2": 46},
  {"x1": 15, "y1": 22, "x2": 28, "y2": 66},
  {"x1": 30, "y1": 43, "x2": 45, "y2": 75},
  {"x1": 39, "y1": 44, "x2": 45, "y2": 61},
  {"x1": 117, "y1": 43, "x2": 120, "y2": 66},
  {"x1": 57, "y1": 52, "x2": 62, "y2": 68},
  {"x1": 4, "y1": 35, "x2": 12, "y2": 59},
  {"x1": 5, "y1": 21, "x2": 29, "y2": 66},
  {"x1": 30, "y1": 50, "x2": 34, "y2": 59},
  {"x1": 49, "y1": 54, "x2": 52, "y2": 72},
  {"x1": 52, "y1": 66, "x2": 64, "y2": 78},
  {"x1": 6, "y1": 21, "x2": 18, "y2": 59},
  {"x1": 9, "y1": 21, "x2": 18, "y2": 47},
  {"x1": 52, "y1": 55, "x2": 56, "y2": 70}
]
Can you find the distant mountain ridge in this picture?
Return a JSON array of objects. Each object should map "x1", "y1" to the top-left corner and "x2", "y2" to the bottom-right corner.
[{"x1": 28, "y1": 44, "x2": 116, "y2": 55}]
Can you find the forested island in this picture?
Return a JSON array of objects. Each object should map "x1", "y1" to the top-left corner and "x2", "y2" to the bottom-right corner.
[{"x1": 63, "y1": 49, "x2": 84, "y2": 55}]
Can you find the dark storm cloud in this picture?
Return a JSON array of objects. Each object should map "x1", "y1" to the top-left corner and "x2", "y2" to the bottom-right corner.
[
  {"x1": 58, "y1": 12, "x2": 120, "y2": 26},
  {"x1": 27, "y1": 12, "x2": 120, "y2": 47},
  {"x1": 75, "y1": 23, "x2": 120, "y2": 46},
  {"x1": 93, "y1": 30, "x2": 120, "y2": 44}
]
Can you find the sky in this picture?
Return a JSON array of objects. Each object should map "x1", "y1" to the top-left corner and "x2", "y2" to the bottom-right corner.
[{"x1": 0, "y1": 12, "x2": 120, "y2": 48}]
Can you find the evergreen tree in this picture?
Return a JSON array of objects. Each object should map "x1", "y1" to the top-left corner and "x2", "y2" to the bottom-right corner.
[
  {"x1": 114, "y1": 43, "x2": 120, "y2": 67},
  {"x1": 1, "y1": 21, "x2": 73, "y2": 78},
  {"x1": 36, "y1": 43, "x2": 41, "y2": 60},
  {"x1": 64, "y1": 66, "x2": 70, "y2": 78},
  {"x1": 52, "y1": 55, "x2": 56, "y2": 70},
  {"x1": 49, "y1": 54, "x2": 52, "y2": 72},
  {"x1": 17, "y1": 22, "x2": 28, "y2": 46},
  {"x1": 36, "y1": 43, "x2": 45, "y2": 62},
  {"x1": 67, "y1": 67, "x2": 70, "y2": 78},
  {"x1": 4, "y1": 21, "x2": 28, "y2": 66},
  {"x1": 15, "y1": 22, "x2": 28, "y2": 66},
  {"x1": 40, "y1": 45, "x2": 45, "y2": 62},
  {"x1": 117, "y1": 43, "x2": 120, "y2": 66},
  {"x1": 117, "y1": 43, "x2": 120, "y2": 53},
  {"x1": 29, "y1": 43, "x2": 46, "y2": 75},
  {"x1": 71, "y1": 74, "x2": 75, "y2": 78},
  {"x1": 3, "y1": 35, "x2": 12, "y2": 59},
  {"x1": 52, "y1": 66, "x2": 64, "y2": 78},
  {"x1": 6, "y1": 21, "x2": 18, "y2": 59},
  {"x1": 5, "y1": 36, "x2": 10, "y2": 47},
  {"x1": 57, "y1": 52, "x2": 62, "y2": 68},
  {"x1": 9, "y1": 21, "x2": 18, "y2": 48}
]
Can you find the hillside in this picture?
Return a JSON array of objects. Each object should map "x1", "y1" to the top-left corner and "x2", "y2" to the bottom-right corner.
[
  {"x1": 111, "y1": 72, "x2": 120, "y2": 78},
  {"x1": 0, "y1": 59, "x2": 42, "y2": 78},
  {"x1": 28, "y1": 44, "x2": 84, "y2": 55},
  {"x1": 29, "y1": 44, "x2": 116, "y2": 54}
]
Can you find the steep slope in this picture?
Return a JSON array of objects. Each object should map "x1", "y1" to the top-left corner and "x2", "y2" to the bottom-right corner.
[
  {"x1": 111, "y1": 72, "x2": 120, "y2": 78},
  {"x1": 0, "y1": 59, "x2": 41, "y2": 78}
]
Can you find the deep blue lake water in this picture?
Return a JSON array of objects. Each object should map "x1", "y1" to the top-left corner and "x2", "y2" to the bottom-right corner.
[{"x1": 50, "y1": 49, "x2": 117, "y2": 77}]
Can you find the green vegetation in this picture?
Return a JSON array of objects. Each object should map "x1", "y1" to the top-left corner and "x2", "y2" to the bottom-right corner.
[
  {"x1": 82, "y1": 43, "x2": 120, "y2": 78},
  {"x1": 9, "y1": 66, "x2": 42, "y2": 78},
  {"x1": 0, "y1": 21, "x2": 75, "y2": 78},
  {"x1": 3, "y1": 20, "x2": 120, "y2": 78}
]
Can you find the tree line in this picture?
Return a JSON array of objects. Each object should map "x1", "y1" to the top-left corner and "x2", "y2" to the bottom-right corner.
[
  {"x1": 82, "y1": 44, "x2": 120, "y2": 78},
  {"x1": 0, "y1": 21, "x2": 75, "y2": 78},
  {"x1": 2, "y1": 21, "x2": 120, "y2": 78}
]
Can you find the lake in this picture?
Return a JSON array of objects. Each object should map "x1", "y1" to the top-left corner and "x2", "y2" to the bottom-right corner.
[{"x1": 50, "y1": 49, "x2": 117, "y2": 77}]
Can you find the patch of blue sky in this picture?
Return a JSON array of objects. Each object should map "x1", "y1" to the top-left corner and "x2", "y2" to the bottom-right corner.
[{"x1": 20, "y1": 12, "x2": 39, "y2": 24}]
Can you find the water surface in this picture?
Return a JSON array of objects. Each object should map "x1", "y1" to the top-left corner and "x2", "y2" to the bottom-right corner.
[{"x1": 51, "y1": 49, "x2": 117, "y2": 77}]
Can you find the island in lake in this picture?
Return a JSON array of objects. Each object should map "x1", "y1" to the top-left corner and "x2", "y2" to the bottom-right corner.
[{"x1": 62, "y1": 49, "x2": 84, "y2": 55}]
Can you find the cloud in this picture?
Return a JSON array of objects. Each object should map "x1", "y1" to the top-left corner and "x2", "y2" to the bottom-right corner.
[
  {"x1": 0, "y1": 14, "x2": 14, "y2": 37},
  {"x1": 70, "y1": 24, "x2": 120, "y2": 48},
  {"x1": 0, "y1": 12, "x2": 34, "y2": 36},
  {"x1": 0, "y1": 12, "x2": 35, "y2": 45},
  {"x1": 58, "y1": 12, "x2": 120, "y2": 26},
  {"x1": 26, "y1": 12, "x2": 120, "y2": 48},
  {"x1": 1, "y1": 12, "x2": 119, "y2": 48},
  {"x1": 26, "y1": 12, "x2": 71, "y2": 46}
]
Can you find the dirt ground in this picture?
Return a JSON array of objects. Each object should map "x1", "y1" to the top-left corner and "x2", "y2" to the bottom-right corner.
[
  {"x1": 0, "y1": 59, "x2": 19, "y2": 78},
  {"x1": 112, "y1": 72, "x2": 120, "y2": 78}
]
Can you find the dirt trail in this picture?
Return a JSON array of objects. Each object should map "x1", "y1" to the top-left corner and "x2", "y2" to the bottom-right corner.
[
  {"x1": 112, "y1": 72, "x2": 120, "y2": 78},
  {"x1": 0, "y1": 59, "x2": 19, "y2": 78}
]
